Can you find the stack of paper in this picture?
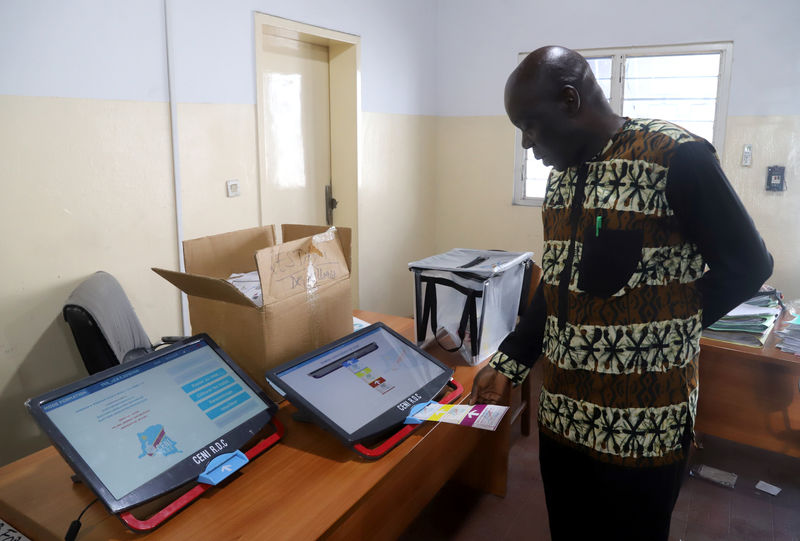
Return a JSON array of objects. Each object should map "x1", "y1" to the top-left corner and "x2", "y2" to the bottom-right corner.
[
  {"x1": 745, "y1": 290, "x2": 783, "y2": 309},
  {"x1": 226, "y1": 271, "x2": 263, "y2": 307},
  {"x1": 703, "y1": 300, "x2": 782, "y2": 348},
  {"x1": 776, "y1": 314, "x2": 800, "y2": 356}
]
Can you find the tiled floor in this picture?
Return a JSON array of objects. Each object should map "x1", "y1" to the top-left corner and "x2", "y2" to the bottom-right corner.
[{"x1": 399, "y1": 428, "x2": 800, "y2": 541}]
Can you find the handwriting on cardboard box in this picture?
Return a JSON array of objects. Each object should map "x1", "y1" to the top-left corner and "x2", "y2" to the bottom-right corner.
[{"x1": 257, "y1": 234, "x2": 349, "y2": 302}]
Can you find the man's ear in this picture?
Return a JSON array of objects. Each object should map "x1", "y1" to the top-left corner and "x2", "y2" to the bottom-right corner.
[{"x1": 559, "y1": 85, "x2": 581, "y2": 115}]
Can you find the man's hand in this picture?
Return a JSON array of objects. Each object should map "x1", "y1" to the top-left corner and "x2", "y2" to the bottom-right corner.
[{"x1": 469, "y1": 364, "x2": 512, "y2": 405}]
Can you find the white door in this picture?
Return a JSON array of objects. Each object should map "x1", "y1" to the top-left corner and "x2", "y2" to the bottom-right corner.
[{"x1": 258, "y1": 34, "x2": 331, "y2": 228}]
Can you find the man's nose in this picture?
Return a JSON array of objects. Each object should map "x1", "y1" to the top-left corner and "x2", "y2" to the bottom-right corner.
[{"x1": 521, "y1": 132, "x2": 534, "y2": 149}]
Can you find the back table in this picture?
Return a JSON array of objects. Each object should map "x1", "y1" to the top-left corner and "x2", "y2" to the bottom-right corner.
[{"x1": 696, "y1": 310, "x2": 800, "y2": 458}]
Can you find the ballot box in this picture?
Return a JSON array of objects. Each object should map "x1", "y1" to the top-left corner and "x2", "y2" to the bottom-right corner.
[{"x1": 409, "y1": 249, "x2": 533, "y2": 365}]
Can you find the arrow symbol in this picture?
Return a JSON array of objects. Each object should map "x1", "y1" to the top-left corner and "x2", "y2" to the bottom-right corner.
[
  {"x1": 467, "y1": 410, "x2": 480, "y2": 419},
  {"x1": 220, "y1": 465, "x2": 233, "y2": 472}
]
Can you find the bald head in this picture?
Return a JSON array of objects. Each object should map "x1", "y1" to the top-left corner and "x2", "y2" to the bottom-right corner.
[
  {"x1": 505, "y1": 46, "x2": 606, "y2": 115},
  {"x1": 504, "y1": 46, "x2": 619, "y2": 170}
]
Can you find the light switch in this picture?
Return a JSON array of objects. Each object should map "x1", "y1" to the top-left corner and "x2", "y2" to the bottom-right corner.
[
  {"x1": 226, "y1": 179, "x2": 240, "y2": 198},
  {"x1": 741, "y1": 144, "x2": 752, "y2": 167}
]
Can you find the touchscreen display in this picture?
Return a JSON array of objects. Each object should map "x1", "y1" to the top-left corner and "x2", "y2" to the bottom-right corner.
[
  {"x1": 276, "y1": 326, "x2": 447, "y2": 435},
  {"x1": 42, "y1": 341, "x2": 269, "y2": 500}
]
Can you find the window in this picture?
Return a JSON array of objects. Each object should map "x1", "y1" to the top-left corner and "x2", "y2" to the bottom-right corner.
[{"x1": 512, "y1": 42, "x2": 733, "y2": 206}]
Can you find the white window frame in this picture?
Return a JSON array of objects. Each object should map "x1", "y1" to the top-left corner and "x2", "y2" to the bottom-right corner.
[{"x1": 512, "y1": 42, "x2": 734, "y2": 206}]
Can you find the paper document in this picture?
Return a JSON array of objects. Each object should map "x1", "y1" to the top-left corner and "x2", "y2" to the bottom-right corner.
[
  {"x1": 702, "y1": 295, "x2": 782, "y2": 348},
  {"x1": 755, "y1": 480, "x2": 781, "y2": 496},
  {"x1": 702, "y1": 330, "x2": 768, "y2": 348},
  {"x1": 726, "y1": 303, "x2": 781, "y2": 318},
  {"x1": 776, "y1": 318, "x2": 800, "y2": 356},
  {"x1": 0, "y1": 518, "x2": 31, "y2": 541},
  {"x1": 353, "y1": 316, "x2": 370, "y2": 331},
  {"x1": 410, "y1": 403, "x2": 508, "y2": 431},
  {"x1": 226, "y1": 271, "x2": 263, "y2": 307}
]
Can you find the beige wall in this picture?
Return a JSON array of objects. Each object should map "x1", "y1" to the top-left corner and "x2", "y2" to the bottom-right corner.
[
  {"x1": 360, "y1": 112, "x2": 438, "y2": 317},
  {"x1": 174, "y1": 107, "x2": 800, "y2": 315},
  {"x1": 1, "y1": 103, "x2": 797, "y2": 468},
  {"x1": 434, "y1": 116, "x2": 544, "y2": 258},
  {"x1": 722, "y1": 116, "x2": 800, "y2": 300},
  {"x1": 0, "y1": 95, "x2": 182, "y2": 465},
  {"x1": 0, "y1": 99, "x2": 440, "y2": 466},
  {"x1": 433, "y1": 114, "x2": 800, "y2": 301},
  {"x1": 177, "y1": 103, "x2": 262, "y2": 241}
]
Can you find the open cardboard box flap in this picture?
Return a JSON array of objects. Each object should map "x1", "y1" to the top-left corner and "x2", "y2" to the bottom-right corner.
[{"x1": 151, "y1": 268, "x2": 258, "y2": 308}]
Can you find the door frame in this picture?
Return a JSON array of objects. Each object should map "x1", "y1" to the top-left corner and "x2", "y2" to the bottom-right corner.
[{"x1": 254, "y1": 13, "x2": 361, "y2": 308}]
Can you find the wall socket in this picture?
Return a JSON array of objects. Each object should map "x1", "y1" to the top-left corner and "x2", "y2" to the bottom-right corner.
[
  {"x1": 741, "y1": 144, "x2": 753, "y2": 167},
  {"x1": 226, "y1": 179, "x2": 241, "y2": 197}
]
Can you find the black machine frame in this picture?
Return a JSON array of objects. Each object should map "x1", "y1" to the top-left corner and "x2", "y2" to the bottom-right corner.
[
  {"x1": 266, "y1": 323, "x2": 453, "y2": 450},
  {"x1": 25, "y1": 334, "x2": 278, "y2": 515}
]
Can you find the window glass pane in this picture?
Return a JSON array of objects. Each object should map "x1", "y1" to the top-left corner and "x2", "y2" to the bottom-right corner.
[
  {"x1": 586, "y1": 57, "x2": 612, "y2": 79},
  {"x1": 624, "y1": 77, "x2": 719, "y2": 99},
  {"x1": 623, "y1": 53, "x2": 720, "y2": 142},
  {"x1": 524, "y1": 149, "x2": 550, "y2": 199},
  {"x1": 622, "y1": 98, "x2": 717, "y2": 122},
  {"x1": 585, "y1": 57, "x2": 612, "y2": 100},
  {"x1": 597, "y1": 79, "x2": 611, "y2": 100},
  {"x1": 625, "y1": 54, "x2": 720, "y2": 78}
]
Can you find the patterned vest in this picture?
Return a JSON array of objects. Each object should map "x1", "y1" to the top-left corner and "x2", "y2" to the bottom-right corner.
[{"x1": 538, "y1": 118, "x2": 707, "y2": 467}]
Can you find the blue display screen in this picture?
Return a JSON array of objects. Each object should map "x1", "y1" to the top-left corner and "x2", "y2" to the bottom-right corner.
[{"x1": 42, "y1": 341, "x2": 268, "y2": 499}]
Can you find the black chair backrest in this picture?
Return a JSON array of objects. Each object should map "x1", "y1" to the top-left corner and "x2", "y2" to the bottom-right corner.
[
  {"x1": 63, "y1": 304, "x2": 121, "y2": 375},
  {"x1": 62, "y1": 271, "x2": 154, "y2": 376}
]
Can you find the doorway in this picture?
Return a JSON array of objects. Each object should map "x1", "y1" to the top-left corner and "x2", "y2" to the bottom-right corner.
[{"x1": 254, "y1": 14, "x2": 361, "y2": 306}]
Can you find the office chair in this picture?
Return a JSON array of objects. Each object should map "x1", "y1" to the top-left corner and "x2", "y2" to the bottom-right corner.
[{"x1": 63, "y1": 271, "x2": 182, "y2": 375}]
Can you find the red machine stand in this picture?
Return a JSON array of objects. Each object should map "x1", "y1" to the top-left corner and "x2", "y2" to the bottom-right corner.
[
  {"x1": 353, "y1": 378, "x2": 463, "y2": 459},
  {"x1": 119, "y1": 417, "x2": 285, "y2": 532}
]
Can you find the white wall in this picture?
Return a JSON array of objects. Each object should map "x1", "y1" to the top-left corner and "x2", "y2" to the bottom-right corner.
[
  {"x1": 0, "y1": 0, "x2": 438, "y2": 113},
  {"x1": 434, "y1": 0, "x2": 800, "y2": 116},
  {"x1": 0, "y1": 0, "x2": 169, "y2": 101},
  {"x1": 166, "y1": 0, "x2": 439, "y2": 113}
]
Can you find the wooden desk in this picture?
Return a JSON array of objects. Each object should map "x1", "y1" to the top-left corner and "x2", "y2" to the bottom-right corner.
[
  {"x1": 696, "y1": 310, "x2": 800, "y2": 458},
  {"x1": 0, "y1": 311, "x2": 509, "y2": 541}
]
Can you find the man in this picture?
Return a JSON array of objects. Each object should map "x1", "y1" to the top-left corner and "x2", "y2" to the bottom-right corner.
[{"x1": 471, "y1": 46, "x2": 773, "y2": 540}]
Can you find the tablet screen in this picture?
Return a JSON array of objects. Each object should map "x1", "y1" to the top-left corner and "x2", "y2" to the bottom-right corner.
[
  {"x1": 27, "y1": 335, "x2": 275, "y2": 512},
  {"x1": 269, "y1": 324, "x2": 451, "y2": 443}
]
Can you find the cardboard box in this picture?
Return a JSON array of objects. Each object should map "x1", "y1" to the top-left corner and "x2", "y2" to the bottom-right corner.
[{"x1": 153, "y1": 225, "x2": 353, "y2": 396}]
